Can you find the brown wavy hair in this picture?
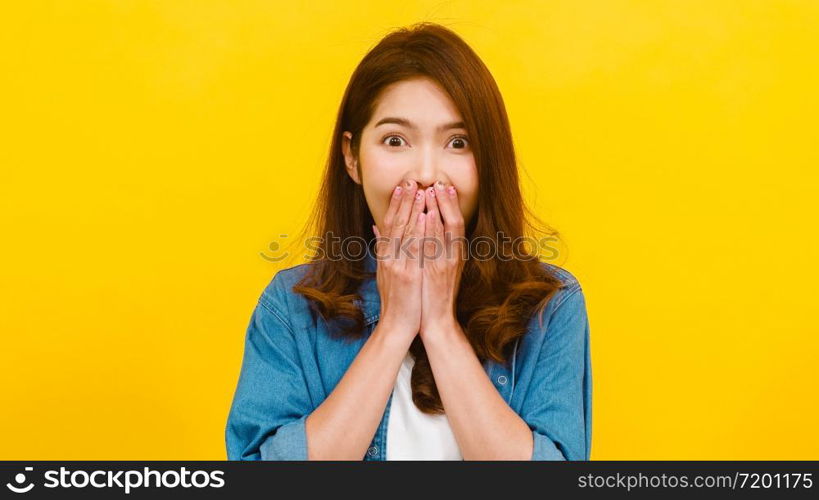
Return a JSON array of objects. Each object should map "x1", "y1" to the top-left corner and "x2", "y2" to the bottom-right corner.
[{"x1": 291, "y1": 22, "x2": 564, "y2": 414}]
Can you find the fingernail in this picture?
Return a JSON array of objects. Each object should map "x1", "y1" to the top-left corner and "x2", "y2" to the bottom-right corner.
[
  {"x1": 427, "y1": 186, "x2": 436, "y2": 198},
  {"x1": 394, "y1": 185, "x2": 402, "y2": 197},
  {"x1": 405, "y1": 179, "x2": 414, "y2": 189},
  {"x1": 434, "y1": 180, "x2": 444, "y2": 191},
  {"x1": 415, "y1": 190, "x2": 423, "y2": 200},
  {"x1": 447, "y1": 186, "x2": 456, "y2": 197}
]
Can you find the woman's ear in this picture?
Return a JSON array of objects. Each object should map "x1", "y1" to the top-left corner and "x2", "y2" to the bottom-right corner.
[{"x1": 341, "y1": 131, "x2": 362, "y2": 185}]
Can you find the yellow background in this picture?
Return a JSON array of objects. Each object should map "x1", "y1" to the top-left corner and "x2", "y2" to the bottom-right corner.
[{"x1": 1, "y1": 1, "x2": 817, "y2": 460}]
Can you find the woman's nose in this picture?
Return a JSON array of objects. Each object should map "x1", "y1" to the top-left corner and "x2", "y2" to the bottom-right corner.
[
  {"x1": 408, "y1": 157, "x2": 442, "y2": 189},
  {"x1": 411, "y1": 171, "x2": 445, "y2": 191}
]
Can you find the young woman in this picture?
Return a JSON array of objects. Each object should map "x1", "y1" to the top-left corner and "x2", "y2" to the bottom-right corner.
[{"x1": 226, "y1": 22, "x2": 592, "y2": 461}]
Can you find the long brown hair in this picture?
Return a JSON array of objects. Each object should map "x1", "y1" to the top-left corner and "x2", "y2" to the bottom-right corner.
[{"x1": 291, "y1": 22, "x2": 564, "y2": 414}]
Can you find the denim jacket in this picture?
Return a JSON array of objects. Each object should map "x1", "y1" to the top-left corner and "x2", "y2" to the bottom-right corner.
[{"x1": 225, "y1": 251, "x2": 592, "y2": 460}]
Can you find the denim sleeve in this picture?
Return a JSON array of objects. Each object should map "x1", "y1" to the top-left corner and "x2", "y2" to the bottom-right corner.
[
  {"x1": 225, "y1": 286, "x2": 312, "y2": 460},
  {"x1": 521, "y1": 284, "x2": 592, "y2": 461}
]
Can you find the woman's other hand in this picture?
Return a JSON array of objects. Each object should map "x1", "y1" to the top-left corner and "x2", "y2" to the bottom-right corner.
[
  {"x1": 371, "y1": 179, "x2": 426, "y2": 347},
  {"x1": 418, "y1": 181, "x2": 466, "y2": 340}
]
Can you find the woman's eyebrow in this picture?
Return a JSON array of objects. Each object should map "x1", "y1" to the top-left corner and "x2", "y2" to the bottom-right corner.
[{"x1": 374, "y1": 116, "x2": 466, "y2": 132}]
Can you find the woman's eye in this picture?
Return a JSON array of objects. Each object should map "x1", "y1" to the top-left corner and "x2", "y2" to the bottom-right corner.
[
  {"x1": 449, "y1": 136, "x2": 469, "y2": 149},
  {"x1": 383, "y1": 135, "x2": 406, "y2": 147}
]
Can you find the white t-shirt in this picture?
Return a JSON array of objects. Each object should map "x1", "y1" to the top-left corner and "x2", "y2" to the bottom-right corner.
[{"x1": 385, "y1": 352, "x2": 463, "y2": 460}]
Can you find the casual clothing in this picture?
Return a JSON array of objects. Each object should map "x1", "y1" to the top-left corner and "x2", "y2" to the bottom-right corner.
[
  {"x1": 225, "y1": 251, "x2": 592, "y2": 460},
  {"x1": 385, "y1": 352, "x2": 463, "y2": 460}
]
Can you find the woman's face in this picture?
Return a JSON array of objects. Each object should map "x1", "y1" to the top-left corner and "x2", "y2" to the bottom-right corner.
[{"x1": 342, "y1": 77, "x2": 479, "y2": 235}]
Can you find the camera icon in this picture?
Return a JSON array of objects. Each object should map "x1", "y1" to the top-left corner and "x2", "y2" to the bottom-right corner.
[{"x1": 6, "y1": 467, "x2": 35, "y2": 494}]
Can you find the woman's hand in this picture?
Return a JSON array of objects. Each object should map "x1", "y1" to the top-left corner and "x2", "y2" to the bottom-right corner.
[
  {"x1": 371, "y1": 179, "x2": 427, "y2": 347},
  {"x1": 418, "y1": 181, "x2": 467, "y2": 340}
]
